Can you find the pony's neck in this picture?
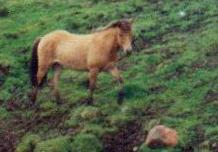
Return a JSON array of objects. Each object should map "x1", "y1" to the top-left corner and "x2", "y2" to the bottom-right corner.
[{"x1": 97, "y1": 28, "x2": 120, "y2": 51}]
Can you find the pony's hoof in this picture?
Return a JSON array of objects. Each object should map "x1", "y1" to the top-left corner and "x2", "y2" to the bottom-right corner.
[
  {"x1": 27, "y1": 96, "x2": 37, "y2": 108},
  {"x1": 28, "y1": 101, "x2": 35, "y2": 108},
  {"x1": 80, "y1": 97, "x2": 94, "y2": 105},
  {"x1": 117, "y1": 90, "x2": 125, "y2": 104},
  {"x1": 55, "y1": 96, "x2": 63, "y2": 105},
  {"x1": 87, "y1": 97, "x2": 94, "y2": 105},
  {"x1": 29, "y1": 93, "x2": 36, "y2": 104},
  {"x1": 53, "y1": 91, "x2": 63, "y2": 104},
  {"x1": 26, "y1": 101, "x2": 40, "y2": 110},
  {"x1": 56, "y1": 100, "x2": 63, "y2": 105}
]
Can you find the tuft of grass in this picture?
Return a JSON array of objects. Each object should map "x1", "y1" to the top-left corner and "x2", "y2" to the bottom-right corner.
[
  {"x1": 34, "y1": 136, "x2": 71, "y2": 152},
  {"x1": 16, "y1": 134, "x2": 41, "y2": 152},
  {"x1": 71, "y1": 133, "x2": 103, "y2": 152}
]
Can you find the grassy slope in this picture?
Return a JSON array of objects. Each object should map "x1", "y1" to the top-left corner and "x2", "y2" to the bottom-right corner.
[{"x1": 0, "y1": 0, "x2": 218, "y2": 151}]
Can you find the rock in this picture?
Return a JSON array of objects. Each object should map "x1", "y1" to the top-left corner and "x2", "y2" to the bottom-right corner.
[
  {"x1": 211, "y1": 142, "x2": 218, "y2": 151},
  {"x1": 145, "y1": 125, "x2": 178, "y2": 148},
  {"x1": 133, "y1": 146, "x2": 138, "y2": 151}
]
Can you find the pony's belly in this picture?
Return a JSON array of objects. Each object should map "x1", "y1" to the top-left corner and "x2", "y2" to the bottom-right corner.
[
  {"x1": 55, "y1": 47, "x2": 88, "y2": 70},
  {"x1": 67, "y1": 63, "x2": 87, "y2": 70},
  {"x1": 55, "y1": 58, "x2": 87, "y2": 70}
]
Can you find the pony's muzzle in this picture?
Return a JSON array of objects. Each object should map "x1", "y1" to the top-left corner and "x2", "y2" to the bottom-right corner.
[
  {"x1": 126, "y1": 50, "x2": 132, "y2": 56},
  {"x1": 125, "y1": 47, "x2": 132, "y2": 56}
]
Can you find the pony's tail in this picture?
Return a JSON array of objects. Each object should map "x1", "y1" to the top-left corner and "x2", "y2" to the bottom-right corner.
[{"x1": 30, "y1": 38, "x2": 41, "y2": 87}]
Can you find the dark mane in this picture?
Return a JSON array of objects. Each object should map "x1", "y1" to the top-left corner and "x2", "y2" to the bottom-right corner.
[{"x1": 93, "y1": 19, "x2": 132, "y2": 33}]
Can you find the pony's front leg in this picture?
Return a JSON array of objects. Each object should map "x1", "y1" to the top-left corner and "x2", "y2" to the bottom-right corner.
[
  {"x1": 88, "y1": 68, "x2": 99, "y2": 104},
  {"x1": 107, "y1": 66, "x2": 124, "y2": 104}
]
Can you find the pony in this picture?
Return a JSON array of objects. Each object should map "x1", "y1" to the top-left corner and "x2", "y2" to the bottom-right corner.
[{"x1": 30, "y1": 19, "x2": 133, "y2": 105}]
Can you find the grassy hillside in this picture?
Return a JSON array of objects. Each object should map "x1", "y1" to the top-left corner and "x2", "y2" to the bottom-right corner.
[{"x1": 0, "y1": 0, "x2": 218, "y2": 151}]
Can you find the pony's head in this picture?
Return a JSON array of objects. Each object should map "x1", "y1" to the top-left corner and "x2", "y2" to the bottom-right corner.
[
  {"x1": 95, "y1": 19, "x2": 134, "y2": 53},
  {"x1": 113, "y1": 19, "x2": 134, "y2": 53}
]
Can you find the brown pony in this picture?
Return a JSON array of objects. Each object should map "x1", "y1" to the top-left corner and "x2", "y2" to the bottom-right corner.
[{"x1": 30, "y1": 19, "x2": 133, "y2": 104}]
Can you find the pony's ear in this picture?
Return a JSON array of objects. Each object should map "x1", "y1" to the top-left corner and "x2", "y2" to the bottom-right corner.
[{"x1": 111, "y1": 21, "x2": 122, "y2": 28}]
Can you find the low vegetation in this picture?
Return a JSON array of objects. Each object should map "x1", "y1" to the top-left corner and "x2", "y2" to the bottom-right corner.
[{"x1": 0, "y1": 0, "x2": 218, "y2": 151}]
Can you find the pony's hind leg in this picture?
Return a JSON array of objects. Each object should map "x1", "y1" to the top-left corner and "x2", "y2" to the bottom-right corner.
[
  {"x1": 30, "y1": 65, "x2": 49, "y2": 107},
  {"x1": 52, "y1": 64, "x2": 62, "y2": 104},
  {"x1": 30, "y1": 87, "x2": 38, "y2": 106},
  {"x1": 37, "y1": 65, "x2": 49, "y2": 86}
]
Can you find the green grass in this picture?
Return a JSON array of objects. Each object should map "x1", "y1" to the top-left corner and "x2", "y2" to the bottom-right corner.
[{"x1": 0, "y1": 0, "x2": 218, "y2": 151}]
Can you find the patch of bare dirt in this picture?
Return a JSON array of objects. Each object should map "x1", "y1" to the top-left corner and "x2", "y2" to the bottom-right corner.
[
  {"x1": 165, "y1": 65, "x2": 185, "y2": 80},
  {"x1": 147, "y1": 85, "x2": 166, "y2": 95},
  {"x1": 205, "y1": 90, "x2": 218, "y2": 103},
  {"x1": 0, "y1": 64, "x2": 9, "y2": 75},
  {"x1": 102, "y1": 121, "x2": 145, "y2": 152},
  {"x1": 0, "y1": 102, "x2": 74, "y2": 151},
  {"x1": 205, "y1": 47, "x2": 218, "y2": 69},
  {"x1": 0, "y1": 130, "x2": 18, "y2": 152}
]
